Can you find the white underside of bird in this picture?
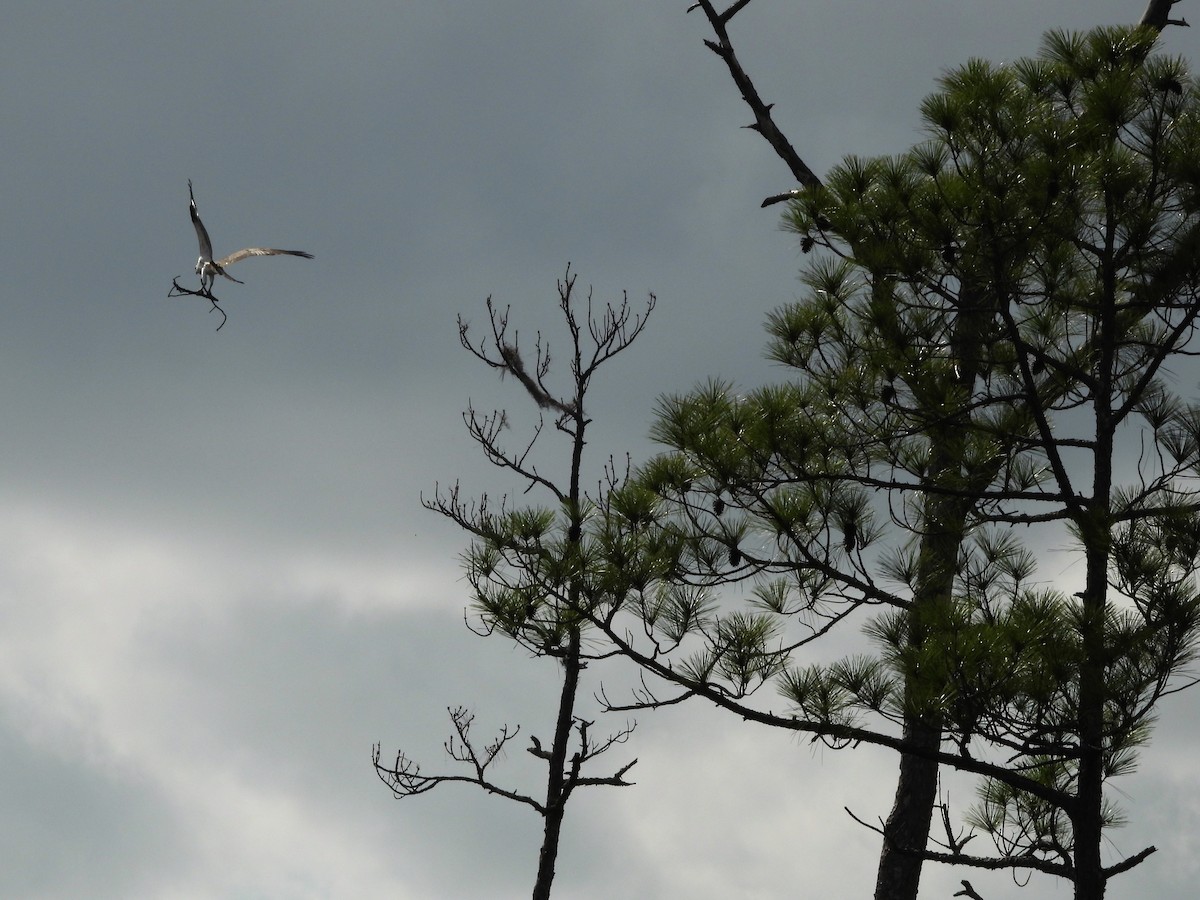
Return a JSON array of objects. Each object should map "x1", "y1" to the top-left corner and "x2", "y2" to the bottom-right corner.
[{"x1": 189, "y1": 180, "x2": 313, "y2": 292}]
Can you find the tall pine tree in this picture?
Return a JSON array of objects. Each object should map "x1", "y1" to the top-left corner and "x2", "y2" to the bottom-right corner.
[{"x1": 589, "y1": 25, "x2": 1200, "y2": 900}]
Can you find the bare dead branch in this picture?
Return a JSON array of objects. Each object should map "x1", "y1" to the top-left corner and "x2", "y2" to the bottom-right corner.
[
  {"x1": 168, "y1": 277, "x2": 228, "y2": 331},
  {"x1": 444, "y1": 706, "x2": 519, "y2": 777},
  {"x1": 1141, "y1": 0, "x2": 1190, "y2": 29},
  {"x1": 1103, "y1": 844, "x2": 1158, "y2": 877},
  {"x1": 932, "y1": 799, "x2": 976, "y2": 856},
  {"x1": 690, "y1": 0, "x2": 822, "y2": 202},
  {"x1": 372, "y1": 708, "x2": 546, "y2": 813},
  {"x1": 573, "y1": 757, "x2": 638, "y2": 787},
  {"x1": 460, "y1": 403, "x2": 565, "y2": 501},
  {"x1": 844, "y1": 805, "x2": 887, "y2": 837}
]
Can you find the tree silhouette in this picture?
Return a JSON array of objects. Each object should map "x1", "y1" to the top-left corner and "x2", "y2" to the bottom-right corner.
[{"x1": 374, "y1": 268, "x2": 652, "y2": 899}]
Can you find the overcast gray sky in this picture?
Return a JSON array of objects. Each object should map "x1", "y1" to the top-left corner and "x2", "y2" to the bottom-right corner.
[{"x1": 2, "y1": 2, "x2": 1199, "y2": 898}]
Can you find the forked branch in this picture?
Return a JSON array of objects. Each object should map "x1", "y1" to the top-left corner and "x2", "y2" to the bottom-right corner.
[
  {"x1": 168, "y1": 277, "x2": 228, "y2": 331},
  {"x1": 373, "y1": 707, "x2": 637, "y2": 812}
]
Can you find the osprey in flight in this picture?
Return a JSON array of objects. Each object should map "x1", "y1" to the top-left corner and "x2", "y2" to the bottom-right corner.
[{"x1": 188, "y1": 180, "x2": 313, "y2": 292}]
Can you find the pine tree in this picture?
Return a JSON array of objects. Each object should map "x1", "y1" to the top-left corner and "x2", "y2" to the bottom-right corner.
[
  {"x1": 591, "y1": 25, "x2": 1200, "y2": 900},
  {"x1": 374, "y1": 270, "x2": 651, "y2": 899}
]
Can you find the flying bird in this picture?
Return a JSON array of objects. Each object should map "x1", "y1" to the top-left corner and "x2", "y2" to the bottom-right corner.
[{"x1": 188, "y1": 180, "x2": 313, "y2": 292}]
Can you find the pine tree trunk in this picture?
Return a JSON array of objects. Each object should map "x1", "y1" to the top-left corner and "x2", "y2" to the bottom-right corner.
[
  {"x1": 872, "y1": 282, "x2": 986, "y2": 900},
  {"x1": 531, "y1": 804, "x2": 567, "y2": 900},
  {"x1": 874, "y1": 720, "x2": 941, "y2": 900},
  {"x1": 530, "y1": 628, "x2": 583, "y2": 900}
]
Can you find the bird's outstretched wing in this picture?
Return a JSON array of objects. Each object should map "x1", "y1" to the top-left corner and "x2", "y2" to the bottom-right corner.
[
  {"x1": 188, "y1": 180, "x2": 314, "y2": 283},
  {"x1": 188, "y1": 179, "x2": 214, "y2": 262},
  {"x1": 215, "y1": 248, "x2": 315, "y2": 268}
]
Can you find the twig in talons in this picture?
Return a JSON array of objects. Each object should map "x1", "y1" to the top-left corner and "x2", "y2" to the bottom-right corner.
[
  {"x1": 169, "y1": 276, "x2": 228, "y2": 331},
  {"x1": 208, "y1": 298, "x2": 228, "y2": 331}
]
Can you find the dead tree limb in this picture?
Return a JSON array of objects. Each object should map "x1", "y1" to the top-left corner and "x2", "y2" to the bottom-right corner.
[
  {"x1": 688, "y1": 0, "x2": 822, "y2": 203},
  {"x1": 169, "y1": 277, "x2": 228, "y2": 331},
  {"x1": 1141, "y1": 0, "x2": 1190, "y2": 29}
]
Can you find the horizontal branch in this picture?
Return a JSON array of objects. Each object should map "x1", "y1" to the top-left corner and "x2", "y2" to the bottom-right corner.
[{"x1": 591, "y1": 617, "x2": 1074, "y2": 812}]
